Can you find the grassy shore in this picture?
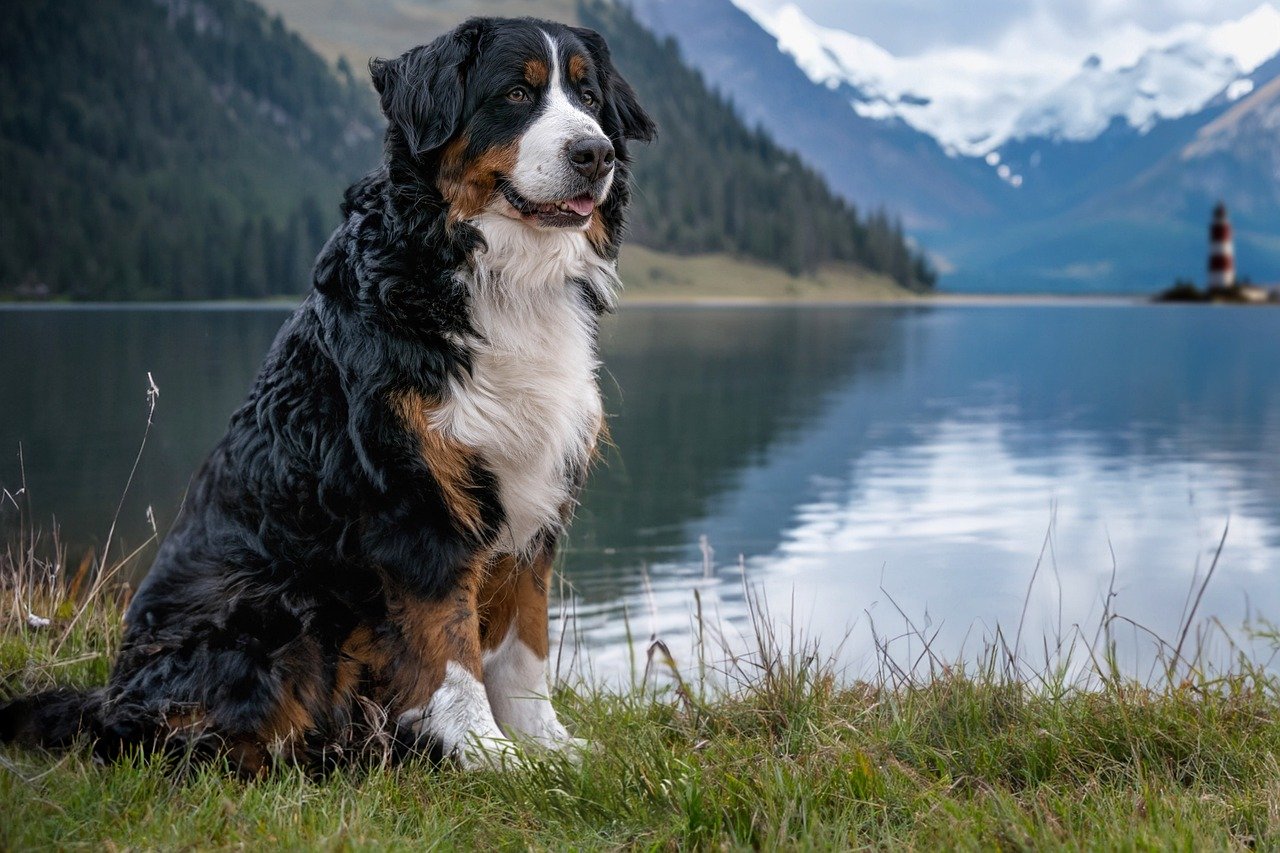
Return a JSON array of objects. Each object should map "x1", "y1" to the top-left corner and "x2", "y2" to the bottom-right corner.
[
  {"x1": 617, "y1": 244, "x2": 919, "y2": 304},
  {"x1": 4, "y1": 527, "x2": 1280, "y2": 851}
]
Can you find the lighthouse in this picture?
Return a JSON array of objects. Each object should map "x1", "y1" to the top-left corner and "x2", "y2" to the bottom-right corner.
[{"x1": 1208, "y1": 201, "x2": 1235, "y2": 290}]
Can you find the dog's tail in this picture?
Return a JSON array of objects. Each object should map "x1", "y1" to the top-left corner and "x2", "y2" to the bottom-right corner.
[{"x1": 0, "y1": 688, "x2": 106, "y2": 750}]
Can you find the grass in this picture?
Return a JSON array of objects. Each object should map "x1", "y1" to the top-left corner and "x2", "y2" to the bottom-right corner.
[
  {"x1": 0, "y1": 408, "x2": 1275, "y2": 849},
  {"x1": 5, "y1": 514, "x2": 1280, "y2": 851}
]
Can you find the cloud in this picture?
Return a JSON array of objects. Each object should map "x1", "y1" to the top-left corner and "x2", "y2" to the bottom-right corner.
[{"x1": 756, "y1": 0, "x2": 1269, "y2": 56}]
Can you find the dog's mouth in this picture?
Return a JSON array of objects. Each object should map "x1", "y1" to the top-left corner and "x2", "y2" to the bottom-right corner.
[{"x1": 499, "y1": 181, "x2": 595, "y2": 228}]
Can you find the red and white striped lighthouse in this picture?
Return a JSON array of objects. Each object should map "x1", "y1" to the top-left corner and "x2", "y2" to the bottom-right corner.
[{"x1": 1208, "y1": 201, "x2": 1235, "y2": 289}]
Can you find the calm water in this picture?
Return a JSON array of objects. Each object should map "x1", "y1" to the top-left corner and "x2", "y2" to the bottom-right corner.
[{"x1": 2, "y1": 304, "x2": 1278, "y2": 680}]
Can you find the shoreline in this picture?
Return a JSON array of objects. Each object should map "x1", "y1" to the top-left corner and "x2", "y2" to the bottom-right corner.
[
  {"x1": 618, "y1": 291, "x2": 1147, "y2": 307},
  {"x1": 0, "y1": 293, "x2": 1163, "y2": 311}
]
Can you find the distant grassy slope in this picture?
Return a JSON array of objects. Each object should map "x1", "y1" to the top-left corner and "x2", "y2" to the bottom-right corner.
[
  {"x1": 254, "y1": 0, "x2": 582, "y2": 64},
  {"x1": 618, "y1": 244, "x2": 915, "y2": 301}
]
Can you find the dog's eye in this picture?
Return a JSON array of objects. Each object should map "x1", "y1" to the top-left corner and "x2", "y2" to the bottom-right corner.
[
  {"x1": 580, "y1": 90, "x2": 597, "y2": 107},
  {"x1": 506, "y1": 86, "x2": 530, "y2": 103}
]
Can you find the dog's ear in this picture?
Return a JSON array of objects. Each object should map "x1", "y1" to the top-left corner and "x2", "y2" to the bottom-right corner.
[
  {"x1": 370, "y1": 20, "x2": 485, "y2": 157},
  {"x1": 569, "y1": 26, "x2": 657, "y2": 158}
]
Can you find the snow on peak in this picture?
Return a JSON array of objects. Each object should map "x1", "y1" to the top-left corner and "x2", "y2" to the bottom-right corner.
[
  {"x1": 1011, "y1": 42, "x2": 1241, "y2": 143},
  {"x1": 731, "y1": 0, "x2": 1280, "y2": 157},
  {"x1": 1205, "y1": 3, "x2": 1280, "y2": 69}
]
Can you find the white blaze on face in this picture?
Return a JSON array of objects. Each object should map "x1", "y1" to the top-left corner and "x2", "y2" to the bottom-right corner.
[{"x1": 508, "y1": 31, "x2": 614, "y2": 205}]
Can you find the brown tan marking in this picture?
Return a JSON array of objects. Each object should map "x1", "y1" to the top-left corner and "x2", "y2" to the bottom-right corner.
[
  {"x1": 437, "y1": 136, "x2": 521, "y2": 223},
  {"x1": 225, "y1": 738, "x2": 272, "y2": 778},
  {"x1": 261, "y1": 671, "x2": 323, "y2": 744},
  {"x1": 393, "y1": 390, "x2": 486, "y2": 539},
  {"x1": 524, "y1": 57, "x2": 549, "y2": 88},
  {"x1": 330, "y1": 565, "x2": 492, "y2": 738},
  {"x1": 381, "y1": 560, "x2": 489, "y2": 716},
  {"x1": 585, "y1": 209, "x2": 610, "y2": 256},
  {"x1": 477, "y1": 551, "x2": 553, "y2": 658},
  {"x1": 163, "y1": 707, "x2": 208, "y2": 742},
  {"x1": 333, "y1": 626, "x2": 373, "y2": 708},
  {"x1": 567, "y1": 53, "x2": 589, "y2": 84}
]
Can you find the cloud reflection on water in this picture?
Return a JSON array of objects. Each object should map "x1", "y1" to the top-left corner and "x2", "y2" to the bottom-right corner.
[{"x1": 561, "y1": 306, "x2": 1280, "y2": 684}]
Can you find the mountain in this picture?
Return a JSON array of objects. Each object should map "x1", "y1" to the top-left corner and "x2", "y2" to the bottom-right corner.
[
  {"x1": 733, "y1": 1, "x2": 1280, "y2": 158},
  {"x1": 944, "y1": 50, "x2": 1280, "y2": 292},
  {"x1": 580, "y1": 1, "x2": 932, "y2": 286},
  {"x1": 629, "y1": 0, "x2": 1006, "y2": 232},
  {"x1": 1099, "y1": 54, "x2": 1280, "y2": 225},
  {"x1": 646, "y1": 0, "x2": 1280, "y2": 292},
  {"x1": 0, "y1": 0, "x2": 932, "y2": 298}
]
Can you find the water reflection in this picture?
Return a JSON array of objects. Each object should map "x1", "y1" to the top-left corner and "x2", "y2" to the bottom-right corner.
[
  {"x1": 0, "y1": 307, "x2": 293, "y2": 560},
  {"x1": 564, "y1": 306, "x2": 1280, "y2": 680},
  {"x1": 1, "y1": 304, "x2": 1278, "y2": 681}
]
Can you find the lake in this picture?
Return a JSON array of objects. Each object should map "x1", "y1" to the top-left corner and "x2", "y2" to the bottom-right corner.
[{"x1": 2, "y1": 303, "x2": 1278, "y2": 683}]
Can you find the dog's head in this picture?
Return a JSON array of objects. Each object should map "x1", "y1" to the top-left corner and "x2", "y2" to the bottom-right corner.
[{"x1": 370, "y1": 18, "x2": 655, "y2": 232}]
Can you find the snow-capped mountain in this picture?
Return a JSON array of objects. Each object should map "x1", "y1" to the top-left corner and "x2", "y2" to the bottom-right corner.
[
  {"x1": 632, "y1": 0, "x2": 1280, "y2": 293},
  {"x1": 733, "y1": 0, "x2": 1280, "y2": 158},
  {"x1": 629, "y1": 0, "x2": 1008, "y2": 232}
]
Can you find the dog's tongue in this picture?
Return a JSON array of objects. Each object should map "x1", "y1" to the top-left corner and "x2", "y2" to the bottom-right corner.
[{"x1": 566, "y1": 196, "x2": 595, "y2": 217}]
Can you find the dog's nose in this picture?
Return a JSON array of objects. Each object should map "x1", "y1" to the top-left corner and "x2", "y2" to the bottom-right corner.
[{"x1": 567, "y1": 138, "x2": 615, "y2": 182}]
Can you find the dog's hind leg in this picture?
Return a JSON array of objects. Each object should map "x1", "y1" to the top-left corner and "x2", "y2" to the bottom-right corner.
[
  {"x1": 477, "y1": 550, "x2": 580, "y2": 754},
  {"x1": 105, "y1": 586, "x2": 358, "y2": 776}
]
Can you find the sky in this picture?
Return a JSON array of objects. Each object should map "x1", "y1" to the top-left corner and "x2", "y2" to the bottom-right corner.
[{"x1": 750, "y1": 0, "x2": 1269, "y2": 57}]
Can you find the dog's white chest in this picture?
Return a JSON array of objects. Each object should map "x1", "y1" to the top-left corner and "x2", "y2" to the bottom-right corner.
[{"x1": 433, "y1": 281, "x2": 602, "y2": 553}]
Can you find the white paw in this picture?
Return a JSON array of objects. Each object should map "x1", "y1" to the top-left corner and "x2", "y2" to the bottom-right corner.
[
  {"x1": 400, "y1": 662, "x2": 528, "y2": 772},
  {"x1": 549, "y1": 735, "x2": 592, "y2": 765},
  {"x1": 506, "y1": 727, "x2": 591, "y2": 764},
  {"x1": 452, "y1": 732, "x2": 527, "y2": 771}
]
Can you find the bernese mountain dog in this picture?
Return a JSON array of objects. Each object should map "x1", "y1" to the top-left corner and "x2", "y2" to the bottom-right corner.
[{"x1": 0, "y1": 17, "x2": 655, "y2": 774}]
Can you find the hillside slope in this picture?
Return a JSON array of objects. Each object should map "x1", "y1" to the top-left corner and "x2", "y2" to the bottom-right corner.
[
  {"x1": 629, "y1": 0, "x2": 1004, "y2": 233},
  {"x1": 0, "y1": 0, "x2": 932, "y2": 298},
  {"x1": 0, "y1": 0, "x2": 380, "y2": 299},
  {"x1": 257, "y1": 0, "x2": 935, "y2": 289}
]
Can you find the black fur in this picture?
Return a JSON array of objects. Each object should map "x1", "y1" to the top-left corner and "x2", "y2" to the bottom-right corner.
[{"x1": 1, "y1": 17, "x2": 653, "y2": 773}]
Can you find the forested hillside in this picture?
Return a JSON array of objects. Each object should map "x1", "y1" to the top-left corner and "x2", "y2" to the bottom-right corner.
[
  {"x1": 0, "y1": 0, "x2": 379, "y2": 300},
  {"x1": 0, "y1": 0, "x2": 933, "y2": 299},
  {"x1": 582, "y1": 1, "x2": 933, "y2": 288}
]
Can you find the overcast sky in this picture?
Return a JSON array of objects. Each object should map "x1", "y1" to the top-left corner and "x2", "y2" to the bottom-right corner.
[{"x1": 756, "y1": 0, "x2": 1270, "y2": 56}]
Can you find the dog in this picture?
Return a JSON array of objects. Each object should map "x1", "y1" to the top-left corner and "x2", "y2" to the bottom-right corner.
[{"x1": 0, "y1": 16, "x2": 654, "y2": 774}]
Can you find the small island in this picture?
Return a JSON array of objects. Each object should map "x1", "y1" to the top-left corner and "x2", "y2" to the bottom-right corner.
[{"x1": 1156, "y1": 202, "x2": 1279, "y2": 304}]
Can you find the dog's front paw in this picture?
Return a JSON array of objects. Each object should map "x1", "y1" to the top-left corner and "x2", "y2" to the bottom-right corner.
[
  {"x1": 452, "y1": 732, "x2": 527, "y2": 771},
  {"x1": 514, "y1": 725, "x2": 593, "y2": 764},
  {"x1": 551, "y1": 735, "x2": 593, "y2": 765}
]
